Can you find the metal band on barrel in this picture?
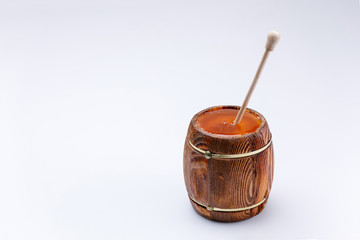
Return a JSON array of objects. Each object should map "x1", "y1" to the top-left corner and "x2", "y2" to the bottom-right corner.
[
  {"x1": 188, "y1": 195, "x2": 267, "y2": 212},
  {"x1": 188, "y1": 138, "x2": 272, "y2": 159}
]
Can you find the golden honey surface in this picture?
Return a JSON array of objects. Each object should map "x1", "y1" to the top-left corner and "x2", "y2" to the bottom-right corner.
[{"x1": 198, "y1": 108, "x2": 261, "y2": 135}]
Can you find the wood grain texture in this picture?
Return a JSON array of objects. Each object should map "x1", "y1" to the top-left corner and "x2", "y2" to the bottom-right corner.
[{"x1": 183, "y1": 105, "x2": 274, "y2": 222}]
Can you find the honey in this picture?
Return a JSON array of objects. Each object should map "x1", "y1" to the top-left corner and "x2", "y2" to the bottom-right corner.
[{"x1": 198, "y1": 108, "x2": 261, "y2": 135}]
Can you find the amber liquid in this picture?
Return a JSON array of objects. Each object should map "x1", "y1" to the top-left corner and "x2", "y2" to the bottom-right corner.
[{"x1": 198, "y1": 108, "x2": 261, "y2": 135}]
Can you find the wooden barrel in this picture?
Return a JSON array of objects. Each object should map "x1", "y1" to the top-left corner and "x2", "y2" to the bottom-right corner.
[{"x1": 183, "y1": 105, "x2": 274, "y2": 222}]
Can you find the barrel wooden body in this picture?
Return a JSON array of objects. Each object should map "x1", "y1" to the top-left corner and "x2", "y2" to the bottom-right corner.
[{"x1": 183, "y1": 105, "x2": 274, "y2": 222}]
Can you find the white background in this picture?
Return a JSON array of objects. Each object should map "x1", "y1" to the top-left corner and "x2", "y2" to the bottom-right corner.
[{"x1": 0, "y1": 0, "x2": 360, "y2": 239}]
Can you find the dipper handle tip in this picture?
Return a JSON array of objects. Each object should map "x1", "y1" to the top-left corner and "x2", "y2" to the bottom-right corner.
[{"x1": 265, "y1": 31, "x2": 280, "y2": 51}]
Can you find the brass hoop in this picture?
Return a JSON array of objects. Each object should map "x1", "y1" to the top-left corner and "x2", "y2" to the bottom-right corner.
[
  {"x1": 188, "y1": 139, "x2": 272, "y2": 159},
  {"x1": 189, "y1": 195, "x2": 267, "y2": 212}
]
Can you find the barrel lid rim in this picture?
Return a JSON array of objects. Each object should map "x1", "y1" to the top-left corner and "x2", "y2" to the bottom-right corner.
[{"x1": 191, "y1": 105, "x2": 267, "y2": 140}]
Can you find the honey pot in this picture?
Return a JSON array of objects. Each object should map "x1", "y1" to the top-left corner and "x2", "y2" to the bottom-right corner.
[
  {"x1": 183, "y1": 105, "x2": 273, "y2": 222},
  {"x1": 183, "y1": 31, "x2": 280, "y2": 222}
]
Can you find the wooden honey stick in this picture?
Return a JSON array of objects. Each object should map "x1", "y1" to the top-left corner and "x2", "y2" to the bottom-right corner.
[{"x1": 234, "y1": 31, "x2": 280, "y2": 125}]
